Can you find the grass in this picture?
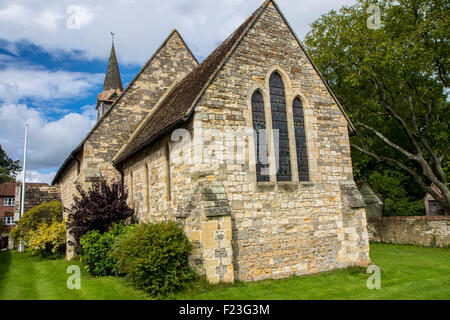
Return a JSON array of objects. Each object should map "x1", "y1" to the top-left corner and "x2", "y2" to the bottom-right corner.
[
  {"x1": 0, "y1": 243, "x2": 449, "y2": 300},
  {"x1": 0, "y1": 250, "x2": 147, "y2": 300}
]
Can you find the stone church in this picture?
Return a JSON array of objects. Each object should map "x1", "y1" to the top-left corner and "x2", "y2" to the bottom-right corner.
[{"x1": 53, "y1": 0, "x2": 371, "y2": 283}]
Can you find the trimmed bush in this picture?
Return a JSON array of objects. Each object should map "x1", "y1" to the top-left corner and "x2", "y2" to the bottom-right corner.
[
  {"x1": 112, "y1": 221, "x2": 196, "y2": 297},
  {"x1": 80, "y1": 224, "x2": 134, "y2": 276},
  {"x1": 27, "y1": 220, "x2": 66, "y2": 258},
  {"x1": 67, "y1": 180, "x2": 134, "y2": 254}
]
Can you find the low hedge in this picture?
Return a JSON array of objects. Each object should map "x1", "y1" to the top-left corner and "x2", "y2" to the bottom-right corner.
[
  {"x1": 80, "y1": 224, "x2": 134, "y2": 276},
  {"x1": 111, "y1": 221, "x2": 196, "y2": 297}
]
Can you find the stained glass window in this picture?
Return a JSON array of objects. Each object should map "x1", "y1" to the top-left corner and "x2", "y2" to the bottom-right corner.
[
  {"x1": 293, "y1": 97, "x2": 309, "y2": 181},
  {"x1": 251, "y1": 90, "x2": 270, "y2": 182},
  {"x1": 270, "y1": 72, "x2": 292, "y2": 182}
]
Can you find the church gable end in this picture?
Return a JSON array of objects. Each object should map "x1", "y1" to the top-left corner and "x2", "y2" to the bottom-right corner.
[
  {"x1": 53, "y1": 30, "x2": 198, "y2": 203},
  {"x1": 85, "y1": 30, "x2": 198, "y2": 181},
  {"x1": 188, "y1": 1, "x2": 370, "y2": 281}
]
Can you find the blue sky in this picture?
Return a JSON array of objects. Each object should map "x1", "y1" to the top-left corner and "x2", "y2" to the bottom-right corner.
[{"x1": 0, "y1": 0, "x2": 356, "y2": 184}]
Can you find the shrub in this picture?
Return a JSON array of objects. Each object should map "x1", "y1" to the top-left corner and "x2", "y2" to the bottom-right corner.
[
  {"x1": 11, "y1": 201, "x2": 63, "y2": 243},
  {"x1": 112, "y1": 221, "x2": 196, "y2": 297},
  {"x1": 67, "y1": 180, "x2": 134, "y2": 254},
  {"x1": 80, "y1": 224, "x2": 135, "y2": 276},
  {"x1": 27, "y1": 220, "x2": 66, "y2": 258}
]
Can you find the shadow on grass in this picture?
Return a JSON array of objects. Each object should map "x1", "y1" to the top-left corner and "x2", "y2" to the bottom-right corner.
[{"x1": 0, "y1": 250, "x2": 12, "y2": 284}]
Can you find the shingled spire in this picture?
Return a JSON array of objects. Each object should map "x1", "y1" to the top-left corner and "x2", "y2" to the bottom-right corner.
[
  {"x1": 97, "y1": 36, "x2": 123, "y2": 120},
  {"x1": 103, "y1": 42, "x2": 123, "y2": 92}
]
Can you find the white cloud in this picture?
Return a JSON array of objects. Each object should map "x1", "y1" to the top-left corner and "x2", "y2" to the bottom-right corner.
[
  {"x1": 16, "y1": 169, "x2": 57, "y2": 185},
  {"x1": 0, "y1": 63, "x2": 103, "y2": 104},
  {"x1": 0, "y1": 0, "x2": 357, "y2": 64},
  {"x1": 0, "y1": 102, "x2": 96, "y2": 172}
]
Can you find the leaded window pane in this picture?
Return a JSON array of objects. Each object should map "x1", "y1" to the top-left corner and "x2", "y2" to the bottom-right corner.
[
  {"x1": 252, "y1": 91, "x2": 269, "y2": 182},
  {"x1": 270, "y1": 72, "x2": 292, "y2": 182},
  {"x1": 293, "y1": 97, "x2": 309, "y2": 181}
]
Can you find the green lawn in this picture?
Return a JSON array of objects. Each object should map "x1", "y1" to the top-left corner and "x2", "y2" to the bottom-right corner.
[{"x1": 0, "y1": 243, "x2": 449, "y2": 300}]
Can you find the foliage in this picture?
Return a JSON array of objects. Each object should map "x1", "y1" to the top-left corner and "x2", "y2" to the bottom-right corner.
[
  {"x1": 27, "y1": 220, "x2": 66, "y2": 258},
  {"x1": 111, "y1": 221, "x2": 196, "y2": 297},
  {"x1": 80, "y1": 224, "x2": 135, "y2": 277},
  {"x1": 10, "y1": 201, "x2": 63, "y2": 243},
  {"x1": 304, "y1": 0, "x2": 449, "y2": 214},
  {"x1": 368, "y1": 170, "x2": 425, "y2": 216},
  {"x1": 67, "y1": 180, "x2": 134, "y2": 254},
  {"x1": 0, "y1": 145, "x2": 21, "y2": 183}
]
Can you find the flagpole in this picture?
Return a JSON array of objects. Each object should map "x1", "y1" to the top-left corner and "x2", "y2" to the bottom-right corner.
[
  {"x1": 20, "y1": 124, "x2": 28, "y2": 219},
  {"x1": 18, "y1": 124, "x2": 28, "y2": 253}
]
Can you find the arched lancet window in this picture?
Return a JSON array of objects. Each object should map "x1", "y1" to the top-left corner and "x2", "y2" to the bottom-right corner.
[
  {"x1": 129, "y1": 170, "x2": 134, "y2": 209},
  {"x1": 270, "y1": 72, "x2": 292, "y2": 182},
  {"x1": 145, "y1": 163, "x2": 150, "y2": 212},
  {"x1": 251, "y1": 90, "x2": 270, "y2": 182},
  {"x1": 293, "y1": 97, "x2": 309, "y2": 181},
  {"x1": 166, "y1": 143, "x2": 172, "y2": 201}
]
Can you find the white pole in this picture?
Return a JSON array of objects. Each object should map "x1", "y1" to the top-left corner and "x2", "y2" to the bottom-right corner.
[
  {"x1": 20, "y1": 124, "x2": 28, "y2": 219},
  {"x1": 18, "y1": 124, "x2": 28, "y2": 253}
]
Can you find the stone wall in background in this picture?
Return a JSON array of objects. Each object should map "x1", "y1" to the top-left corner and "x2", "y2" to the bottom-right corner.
[
  {"x1": 14, "y1": 183, "x2": 62, "y2": 221},
  {"x1": 367, "y1": 216, "x2": 450, "y2": 248}
]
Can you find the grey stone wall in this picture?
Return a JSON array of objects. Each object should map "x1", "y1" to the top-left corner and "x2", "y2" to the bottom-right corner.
[
  {"x1": 14, "y1": 183, "x2": 61, "y2": 220},
  {"x1": 367, "y1": 216, "x2": 450, "y2": 248}
]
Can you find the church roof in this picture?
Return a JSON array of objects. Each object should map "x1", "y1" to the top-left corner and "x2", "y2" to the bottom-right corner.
[
  {"x1": 103, "y1": 44, "x2": 123, "y2": 92},
  {"x1": 113, "y1": 0, "x2": 356, "y2": 165},
  {"x1": 113, "y1": 1, "x2": 267, "y2": 165}
]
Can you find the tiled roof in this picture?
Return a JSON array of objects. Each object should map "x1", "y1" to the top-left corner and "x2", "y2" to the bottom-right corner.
[
  {"x1": 113, "y1": 1, "x2": 268, "y2": 164},
  {"x1": 0, "y1": 182, "x2": 15, "y2": 196}
]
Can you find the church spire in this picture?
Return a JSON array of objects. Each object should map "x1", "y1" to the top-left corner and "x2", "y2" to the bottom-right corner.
[
  {"x1": 96, "y1": 34, "x2": 123, "y2": 120},
  {"x1": 103, "y1": 34, "x2": 123, "y2": 92}
]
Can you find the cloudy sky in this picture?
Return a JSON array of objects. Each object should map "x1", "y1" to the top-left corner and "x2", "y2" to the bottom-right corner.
[{"x1": 0, "y1": 0, "x2": 357, "y2": 184}]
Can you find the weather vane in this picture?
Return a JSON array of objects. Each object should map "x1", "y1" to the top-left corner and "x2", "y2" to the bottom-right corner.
[{"x1": 111, "y1": 32, "x2": 115, "y2": 45}]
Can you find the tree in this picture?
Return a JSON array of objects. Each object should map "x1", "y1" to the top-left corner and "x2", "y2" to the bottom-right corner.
[
  {"x1": 305, "y1": 0, "x2": 449, "y2": 214},
  {"x1": 0, "y1": 145, "x2": 21, "y2": 183},
  {"x1": 67, "y1": 180, "x2": 134, "y2": 254},
  {"x1": 10, "y1": 201, "x2": 63, "y2": 243}
]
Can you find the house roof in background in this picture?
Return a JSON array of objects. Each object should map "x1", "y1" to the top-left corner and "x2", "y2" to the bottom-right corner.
[{"x1": 0, "y1": 182, "x2": 15, "y2": 196}]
